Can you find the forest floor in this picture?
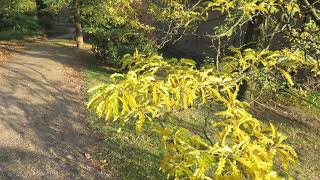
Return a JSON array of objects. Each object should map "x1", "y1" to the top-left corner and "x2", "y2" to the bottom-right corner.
[{"x1": 0, "y1": 38, "x2": 110, "y2": 179}]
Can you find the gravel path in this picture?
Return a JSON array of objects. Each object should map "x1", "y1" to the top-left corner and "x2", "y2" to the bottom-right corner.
[{"x1": 0, "y1": 40, "x2": 109, "y2": 179}]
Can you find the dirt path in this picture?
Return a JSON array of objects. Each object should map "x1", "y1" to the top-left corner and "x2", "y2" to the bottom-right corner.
[{"x1": 0, "y1": 40, "x2": 109, "y2": 179}]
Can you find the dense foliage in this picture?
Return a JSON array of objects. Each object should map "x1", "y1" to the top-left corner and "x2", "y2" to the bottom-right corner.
[
  {"x1": 81, "y1": 0, "x2": 156, "y2": 66},
  {"x1": 88, "y1": 46, "x2": 318, "y2": 178},
  {"x1": 88, "y1": 0, "x2": 319, "y2": 179},
  {"x1": 84, "y1": 26, "x2": 155, "y2": 66},
  {"x1": 0, "y1": 0, "x2": 74, "y2": 39},
  {"x1": 0, "y1": 0, "x2": 43, "y2": 39}
]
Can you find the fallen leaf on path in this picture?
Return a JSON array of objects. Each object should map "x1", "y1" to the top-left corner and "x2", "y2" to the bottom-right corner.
[{"x1": 84, "y1": 153, "x2": 91, "y2": 159}]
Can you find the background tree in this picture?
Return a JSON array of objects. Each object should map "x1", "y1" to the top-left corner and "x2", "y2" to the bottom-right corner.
[
  {"x1": 0, "y1": 0, "x2": 42, "y2": 39},
  {"x1": 35, "y1": 0, "x2": 46, "y2": 18},
  {"x1": 73, "y1": 0, "x2": 83, "y2": 47}
]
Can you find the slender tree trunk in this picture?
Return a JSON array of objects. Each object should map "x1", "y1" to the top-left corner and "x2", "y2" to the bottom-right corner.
[
  {"x1": 237, "y1": 15, "x2": 265, "y2": 100},
  {"x1": 35, "y1": 0, "x2": 53, "y2": 29},
  {"x1": 35, "y1": 0, "x2": 46, "y2": 18},
  {"x1": 243, "y1": 16, "x2": 264, "y2": 50},
  {"x1": 74, "y1": 0, "x2": 84, "y2": 48}
]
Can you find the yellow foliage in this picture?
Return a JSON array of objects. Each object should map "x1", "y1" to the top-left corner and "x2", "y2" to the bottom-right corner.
[{"x1": 87, "y1": 48, "x2": 319, "y2": 179}]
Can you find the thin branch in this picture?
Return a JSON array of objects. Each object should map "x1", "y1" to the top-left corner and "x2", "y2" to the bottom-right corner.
[
  {"x1": 202, "y1": 117, "x2": 214, "y2": 146},
  {"x1": 299, "y1": 0, "x2": 320, "y2": 26}
]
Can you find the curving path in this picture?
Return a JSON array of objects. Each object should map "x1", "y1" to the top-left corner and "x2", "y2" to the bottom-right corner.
[{"x1": 0, "y1": 40, "x2": 109, "y2": 179}]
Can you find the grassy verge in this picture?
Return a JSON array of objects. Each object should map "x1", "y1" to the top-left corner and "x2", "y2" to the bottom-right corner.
[
  {"x1": 252, "y1": 106, "x2": 320, "y2": 179},
  {"x1": 250, "y1": 91, "x2": 320, "y2": 179},
  {"x1": 0, "y1": 29, "x2": 44, "y2": 40},
  {"x1": 83, "y1": 53, "x2": 320, "y2": 179}
]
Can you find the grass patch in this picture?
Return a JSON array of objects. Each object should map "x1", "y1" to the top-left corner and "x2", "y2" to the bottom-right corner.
[
  {"x1": 305, "y1": 90, "x2": 320, "y2": 108},
  {"x1": 252, "y1": 106, "x2": 320, "y2": 179},
  {"x1": 47, "y1": 39, "x2": 77, "y2": 48},
  {"x1": 0, "y1": 29, "x2": 43, "y2": 40}
]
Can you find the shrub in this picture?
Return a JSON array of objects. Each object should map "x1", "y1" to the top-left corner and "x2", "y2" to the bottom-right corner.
[
  {"x1": 13, "y1": 15, "x2": 42, "y2": 31},
  {"x1": 0, "y1": 14, "x2": 43, "y2": 40},
  {"x1": 85, "y1": 25, "x2": 156, "y2": 67}
]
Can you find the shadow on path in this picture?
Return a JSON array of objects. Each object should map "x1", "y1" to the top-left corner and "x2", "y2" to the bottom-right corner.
[{"x1": 0, "y1": 41, "x2": 109, "y2": 179}]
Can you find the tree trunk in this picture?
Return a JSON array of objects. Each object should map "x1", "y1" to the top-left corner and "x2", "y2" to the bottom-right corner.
[
  {"x1": 74, "y1": 0, "x2": 84, "y2": 48},
  {"x1": 35, "y1": 0, "x2": 46, "y2": 18},
  {"x1": 243, "y1": 15, "x2": 265, "y2": 50},
  {"x1": 237, "y1": 15, "x2": 265, "y2": 100}
]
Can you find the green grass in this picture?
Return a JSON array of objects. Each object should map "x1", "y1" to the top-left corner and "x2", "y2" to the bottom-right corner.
[
  {"x1": 83, "y1": 53, "x2": 320, "y2": 179},
  {"x1": 0, "y1": 29, "x2": 43, "y2": 40},
  {"x1": 84, "y1": 55, "x2": 166, "y2": 179},
  {"x1": 305, "y1": 90, "x2": 320, "y2": 108},
  {"x1": 252, "y1": 106, "x2": 320, "y2": 179},
  {"x1": 47, "y1": 39, "x2": 75, "y2": 47}
]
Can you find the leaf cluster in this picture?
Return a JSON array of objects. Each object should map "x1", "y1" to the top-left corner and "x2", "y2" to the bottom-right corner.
[{"x1": 86, "y1": 47, "x2": 318, "y2": 178}]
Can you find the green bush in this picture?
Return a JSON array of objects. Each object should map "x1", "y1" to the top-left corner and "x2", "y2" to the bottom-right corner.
[
  {"x1": 38, "y1": 15, "x2": 54, "y2": 30},
  {"x1": 0, "y1": 14, "x2": 43, "y2": 40},
  {"x1": 84, "y1": 25, "x2": 156, "y2": 67}
]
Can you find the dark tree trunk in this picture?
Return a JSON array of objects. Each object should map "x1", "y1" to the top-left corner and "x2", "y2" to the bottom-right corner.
[
  {"x1": 243, "y1": 16, "x2": 265, "y2": 49},
  {"x1": 35, "y1": 0, "x2": 47, "y2": 18},
  {"x1": 74, "y1": 0, "x2": 84, "y2": 48},
  {"x1": 237, "y1": 15, "x2": 265, "y2": 100},
  {"x1": 35, "y1": 0, "x2": 54, "y2": 30}
]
